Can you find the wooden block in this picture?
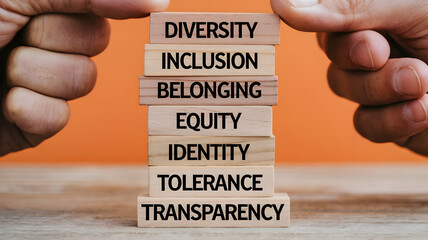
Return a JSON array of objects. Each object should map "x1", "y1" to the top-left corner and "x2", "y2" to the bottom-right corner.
[
  {"x1": 139, "y1": 76, "x2": 277, "y2": 106},
  {"x1": 148, "y1": 136, "x2": 275, "y2": 166},
  {"x1": 148, "y1": 106, "x2": 272, "y2": 136},
  {"x1": 144, "y1": 44, "x2": 275, "y2": 76},
  {"x1": 150, "y1": 12, "x2": 280, "y2": 45},
  {"x1": 149, "y1": 166, "x2": 274, "y2": 197},
  {"x1": 138, "y1": 193, "x2": 290, "y2": 228}
]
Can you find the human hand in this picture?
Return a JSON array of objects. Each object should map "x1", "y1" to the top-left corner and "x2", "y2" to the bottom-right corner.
[
  {"x1": 272, "y1": 0, "x2": 428, "y2": 155},
  {"x1": 0, "y1": 0, "x2": 169, "y2": 156}
]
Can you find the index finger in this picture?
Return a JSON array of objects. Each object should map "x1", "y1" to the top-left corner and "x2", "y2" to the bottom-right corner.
[{"x1": 5, "y1": 0, "x2": 169, "y2": 19}]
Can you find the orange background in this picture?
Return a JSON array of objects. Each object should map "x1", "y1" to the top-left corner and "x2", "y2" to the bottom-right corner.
[{"x1": 1, "y1": 0, "x2": 426, "y2": 165}]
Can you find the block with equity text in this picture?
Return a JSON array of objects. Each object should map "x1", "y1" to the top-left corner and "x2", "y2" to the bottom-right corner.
[
  {"x1": 149, "y1": 166, "x2": 274, "y2": 197},
  {"x1": 148, "y1": 106, "x2": 272, "y2": 136}
]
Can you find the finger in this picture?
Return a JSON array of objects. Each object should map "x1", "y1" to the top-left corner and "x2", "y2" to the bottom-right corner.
[
  {"x1": 328, "y1": 58, "x2": 428, "y2": 105},
  {"x1": 317, "y1": 31, "x2": 412, "y2": 62},
  {"x1": 7, "y1": 47, "x2": 97, "y2": 100},
  {"x1": 0, "y1": 8, "x2": 29, "y2": 48},
  {"x1": 316, "y1": 32, "x2": 324, "y2": 49},
  {"x1": 319, "y1": 30, "x2": 390, "y2": 70},
  {"x1": 0, "y1": 0, "x2": 169, "y2": 48},
  {"x1": 2, "y1": 87, "x2": 70, "y2": 145},
  {"x1": 354, "y1": 95, "x2": 428, "y2": 143},
  {"x1": 5, "y1": 0, "x2": 169, "y2": 19},
  {"x1": 22, "y1": 14, "x2": 110, "y2": 56},
  {"x1": 271, "y1": 0, "x2": 425, "y2": 32},
  {"x1": 395, "y1": 129, "x2": 428, "y2": 156}
]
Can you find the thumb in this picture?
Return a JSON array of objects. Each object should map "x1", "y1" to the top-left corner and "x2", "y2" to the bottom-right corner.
[
  {"x1": 0, "y1": 0, "x2": 169, "y2": 48},
  {"x1": 271, "y1": 0, "x2": 425, "y2": 32}
]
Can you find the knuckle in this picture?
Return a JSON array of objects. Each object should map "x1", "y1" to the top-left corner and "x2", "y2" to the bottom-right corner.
[
  {"x1": 353, "y1": 107, "x2": 369, "y2": 138},
  {"x1": 6, "y1": 87, "x2": 70, "y2": 135},
  {"x1": 31, "y1": 98, "x2": 69, "y2": 136},
  {"x1": 353, "y1": 107, "x2": 371, "y2": 140},
  {"x1": 353, "y1": 106, "x2": 389, "y2": 143},
  {"x1": 323, "y1": 34, "x2": 337, "y2": 61},
  {"x1": 6, "y1": 46, "x2": 27, "y2": 86},
  {"x1": 3, "y1": 87, "x2": 25, "y2": 122},
  {"x1": 22, "y1": 13, "x2": 110, "y2": 56},
  {"x1": 316, "y1": 33, "x2": 326, "y2": 51},
  {"x1": 327, "y1": 64, "x2": 345, "y2": 97},
  {"x1": 377, "y1": 113, "x2": 399, "y2": 141},
  {"x1": 323, "y1": 32, "x2": 351, "y2": 64},
  {"x1": 69, "y1": 56, "x2": 96, "y2": 98},
  {"x1": 45, "y1": 100, "x2": 70, "y2": 135},
  {"x1": 359, "y1": 73, "x2": 381, "y2": 104},
  {"x1": 24, "y1": 15, "x2": 46, "y2": 47},
  {"x1": 86, "y1": 15, "x2": 110, "y2": 56},
  {"x1": 355, "y1": 104, "x2": 407, "y2": 143}
]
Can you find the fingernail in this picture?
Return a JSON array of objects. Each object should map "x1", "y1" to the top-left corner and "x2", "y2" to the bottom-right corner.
[
  {"x1": 404, "y1": 96, "x2": 428, "y2": 122},
  {"x1": 288, "y1": 0, "x2": 318, "y2": 8},
  {"x1": 350, "y1": 41, "x2": 375, "y2": 70},
  {"x1": 394, "y1": 66, "x2": 421, "y2": 97}
]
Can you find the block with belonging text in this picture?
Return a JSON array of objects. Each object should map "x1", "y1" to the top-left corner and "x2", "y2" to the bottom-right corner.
[{"x1": 139, "y1": 76, "x2": 278, "y2": 106}]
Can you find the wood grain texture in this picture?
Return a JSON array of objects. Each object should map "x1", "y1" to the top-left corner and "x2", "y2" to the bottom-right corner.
[
  {"x1": 148, "y1": 136, "x2": 275, "y2": 166},
  {"x1": 138, "y1": 194, "x2": 290, "y2": 228},
  {"x1": 1, "y1": 166, "x2": 427, "y2": 239},
  {"x1": 150, "y1": 13, "x2": 280, "y2": 45},
  {"x1": 149, "y1": 166, "x2": 274, "y2": 197},
  {"x1": 148, "y1": 106, "x2": 272, "y2": 136},
  {"x1": 144, "y1": 44, "x2": 275, "y2": 76},
  {"x1": 139, "y1": 76, "x2": 278, "y2": 106}
]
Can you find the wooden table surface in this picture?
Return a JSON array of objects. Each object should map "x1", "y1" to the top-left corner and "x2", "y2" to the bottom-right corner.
[{"x1": 0, "y1": 165, "x2": 427, "y2": 239}]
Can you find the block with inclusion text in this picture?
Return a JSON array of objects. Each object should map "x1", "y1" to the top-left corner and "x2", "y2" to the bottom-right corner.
[
  {"x1": 144, "y1": 44, "x2": 275, "y2": 76},
  {"x1": 150, "y1": 12, "x2": 280, "y2": 45}
]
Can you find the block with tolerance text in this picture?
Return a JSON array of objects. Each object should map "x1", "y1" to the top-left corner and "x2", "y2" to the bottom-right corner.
[
  {"x1": 138, "y1": 193, "x2": 290, "y2": 228},
  {"x1": 149, "y1": 166, "x2": 274, "y2": 197},
  {"x1": 150, "y1": 12, "x2": 280, "y2": 45},
  {"x1": 144, "y1": 44, "x2": 275, "y2": 76},
  {"x1": 148, "y1": 106, "x2": 272, "y2": 136},
  {"x1": 148, "y1": 135, "x2": 275, "y2": 166},
  {"x1": 139, "y1": 76, "x2": 278, "y2": 106}
]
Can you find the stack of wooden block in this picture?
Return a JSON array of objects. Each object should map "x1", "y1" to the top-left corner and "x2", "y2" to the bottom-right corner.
[{"x1": 138, "y1": 12, "x2": 290, "y2": 228}]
